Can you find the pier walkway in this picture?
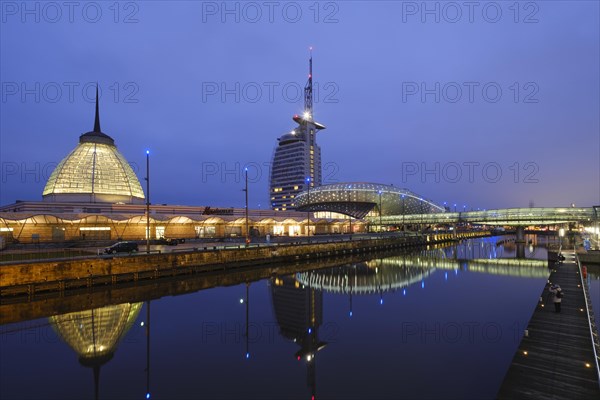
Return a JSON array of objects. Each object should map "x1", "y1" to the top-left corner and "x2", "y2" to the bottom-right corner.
[{"x1": 497, "y1": 250, "x2": 600, "y2": 399}]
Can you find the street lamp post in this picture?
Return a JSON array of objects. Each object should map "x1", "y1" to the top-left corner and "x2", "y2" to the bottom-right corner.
[
  {"x1": 145, "y1": 150, "x2": 150, "y2": 254},
  {"x1": 244, "y1": 167, "x2": 249, "y2": 246},
  {"x1": 420, "y1": 199, "x2": 424, "y2": 233},
  {"x1": 378, "y1": 190, "x2": 383, "y2": 233},
  {"x1": 402, "y1": 194, "x2": 406, "y2": 233},
  {"x1": 347, "y1": 186, "x2": 352, "y2": 237}
]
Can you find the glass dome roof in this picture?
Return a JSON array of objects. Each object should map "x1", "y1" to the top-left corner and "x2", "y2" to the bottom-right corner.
[{"x1": 42, "y1": 88, "x2": 145, "y2": 204}]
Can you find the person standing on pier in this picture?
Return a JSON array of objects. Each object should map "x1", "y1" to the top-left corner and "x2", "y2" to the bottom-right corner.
[{"x1": 549, "y1": 284, "x2": 563, "y2": 313}]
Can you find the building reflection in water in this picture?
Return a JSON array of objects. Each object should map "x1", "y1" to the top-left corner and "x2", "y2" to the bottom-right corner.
[
  {"x1": 49, "y1": 302, "x2": 143, "y2": 400},
  {"x1": 296, "y1": 258, "x2": 436, "y2": 304},
  {"x1": 271, "y1": 274, "x2": 327, "y2": 400},
  {"x1": 269, "y1": 254, "x2": 442, "y2": 398},
  {"x1": 269, "y1": 250, "x2": 549, "y2": 397}
]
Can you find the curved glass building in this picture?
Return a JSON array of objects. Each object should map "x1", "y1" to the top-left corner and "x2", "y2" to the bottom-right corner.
[
  {"x1": 295, "y1": 182, "x2": 445, "y2": 219},
  {"x1": 42, "y1": 89, "x2": 145, "y2": 204}
]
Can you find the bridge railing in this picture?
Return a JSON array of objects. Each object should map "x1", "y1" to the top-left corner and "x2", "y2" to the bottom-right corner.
[
  {"x1": 576, "y1": 251, "x2": 600, "y2": 387},
  {"x1": 375, "y1": 207, "x2": 596, "y2": 225}
]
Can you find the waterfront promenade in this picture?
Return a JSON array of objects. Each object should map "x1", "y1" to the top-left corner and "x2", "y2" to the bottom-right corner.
[
  {"x1": 498, "y1": 250, "x2": 600, "y2": 399},
  {"x1": 0, "y1": 232, "x2": 486, "y2": 297}
]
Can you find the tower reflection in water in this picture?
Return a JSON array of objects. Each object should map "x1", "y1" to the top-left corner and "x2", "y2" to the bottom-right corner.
[
  {"x1": 270, "y1": 258, "x2": 435, "y2": 399},
  {"x1": 49, "y1": 302, "x2": 143, "y2": 400},
  {"x1": 271, "y1": 274, "x2": 327, "y2": 400}
]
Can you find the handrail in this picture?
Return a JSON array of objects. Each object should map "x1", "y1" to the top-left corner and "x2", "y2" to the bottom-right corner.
[{"x1": 575, "y1": 250, "x2": 600, "y2": 387}]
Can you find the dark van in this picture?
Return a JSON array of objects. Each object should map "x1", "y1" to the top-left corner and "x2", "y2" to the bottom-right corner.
[{"x1": 104, "y1": 241, "x2": 139, "y2": 254}]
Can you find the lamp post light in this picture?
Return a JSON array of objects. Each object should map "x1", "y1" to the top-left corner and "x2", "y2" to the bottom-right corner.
[
  {"x1": 306, "y1": 177, "x2": 311, "y2": 242},
  {"x1": 454, "y1": 203, "x2": 457, "y2": 212},
  {"x1": 402, "y1": 194, "x2": 406, "y2": 233},
  {"x1": 378, "y1": 190, "x2": 383, "y2": 233},
  {"x1": 420, "y1": 199, "x2": 424, "y2": 233},
  {"x1": 347, "y1": 185, "x2": 352, "y2": 237},
  {"x1": 244, "y1": 167, "x2": 249, "y2": 246},
  {"x1": 145, "y1": 150, "x2": 150, "y2": 254}
]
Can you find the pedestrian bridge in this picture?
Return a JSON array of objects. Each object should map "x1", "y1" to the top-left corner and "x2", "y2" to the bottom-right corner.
[{"x1": 371, "y1": 207, "x2": 597, "y2": 226}]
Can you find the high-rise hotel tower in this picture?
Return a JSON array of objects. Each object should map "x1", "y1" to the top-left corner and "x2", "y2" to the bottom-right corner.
[{"x1": 270, "y1": 53, "x2": 326, "y2": 211}]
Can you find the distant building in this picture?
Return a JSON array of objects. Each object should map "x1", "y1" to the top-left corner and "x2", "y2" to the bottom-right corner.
[{"x1": 270, "y1": 53, "x2": 326, "y2": 211}]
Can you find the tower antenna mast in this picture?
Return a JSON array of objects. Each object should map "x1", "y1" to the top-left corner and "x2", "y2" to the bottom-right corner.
[{"x1": 304, "y1": 47, "x2": 313, "y2": 117}]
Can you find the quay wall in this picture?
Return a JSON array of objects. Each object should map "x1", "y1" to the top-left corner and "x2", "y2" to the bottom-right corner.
[{"x1": 0, "y1": 232, "x2": 488, "y2": 295}]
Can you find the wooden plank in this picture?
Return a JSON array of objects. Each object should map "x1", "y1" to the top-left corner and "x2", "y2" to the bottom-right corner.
[{"x1": 498, "y1": 250, "x2": 600, "y2": 399}]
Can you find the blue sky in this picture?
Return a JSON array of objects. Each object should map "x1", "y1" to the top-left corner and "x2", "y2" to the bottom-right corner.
[{"x1": 1, "y1": 1, "x2": 598, "y2": 209}]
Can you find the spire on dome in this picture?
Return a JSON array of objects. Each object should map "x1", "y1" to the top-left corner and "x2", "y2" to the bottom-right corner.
[{"x1": 94, "y1": 84, "x2": 101, "y2": 133}]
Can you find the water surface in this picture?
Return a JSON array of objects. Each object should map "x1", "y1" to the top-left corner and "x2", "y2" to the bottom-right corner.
[{"x1": 0, "y1": 237, "x2": 555, "y2": 399}]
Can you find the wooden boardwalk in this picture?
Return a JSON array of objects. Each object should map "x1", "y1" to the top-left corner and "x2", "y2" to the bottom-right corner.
[{"x1": 497, "y1": 250, "x2": 600, "y2": 399}]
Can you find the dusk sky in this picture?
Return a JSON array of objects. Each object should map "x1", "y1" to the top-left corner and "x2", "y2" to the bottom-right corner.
[{"x1": 1, "y1": 1, "x2": 598, "y2": 210}]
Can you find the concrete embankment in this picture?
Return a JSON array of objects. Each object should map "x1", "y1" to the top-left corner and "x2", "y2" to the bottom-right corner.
[
  {"x1": 0, "y1": 247, "x2": 411, "y2": 325},
  {"x1": 0, "y1": 232, "x2": 488, "y2": 296}
]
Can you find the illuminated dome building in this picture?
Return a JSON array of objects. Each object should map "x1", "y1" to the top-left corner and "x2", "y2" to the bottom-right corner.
[
  {"x1": 42, "y1": 89, "x2": 145, "y2": 204},
  {"x1": 295, "y1": 182, "x2": 445, "y2": 219}
]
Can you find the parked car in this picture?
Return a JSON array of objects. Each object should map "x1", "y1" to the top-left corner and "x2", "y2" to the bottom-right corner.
[
  {"x1": 165, "y1": 238, "x2": 178, "y2": 246},
  {"x1": 104, "y1": 241, "x2": 139, "y2": 254},
  {"x1": 158, "y1": 237, "x2": 179, "y2": 246}
]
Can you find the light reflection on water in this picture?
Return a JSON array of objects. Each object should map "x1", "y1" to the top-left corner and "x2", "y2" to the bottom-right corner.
[{"x1": 0, "y1": 237, "x2": 557, "y2": 399}]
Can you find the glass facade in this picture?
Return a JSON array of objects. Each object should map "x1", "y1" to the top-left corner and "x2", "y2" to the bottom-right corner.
[
  {"x1": 43, "y1": 142, "x2": 145, "y2": 203},
  {"x1": 270, "y1": 55, "x2": 325, "y2": 211},
  {"x1": 294, "y1": 182, "x2": 445, "y2": 218}
]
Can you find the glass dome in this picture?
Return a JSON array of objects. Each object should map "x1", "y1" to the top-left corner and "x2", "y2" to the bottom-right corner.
[
  {"x1": 42, "y1": 89, "x2": 145, "y2": 204},
  {"x1": 43, "y1": 141, "x2": 145, "y2": 203}
]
